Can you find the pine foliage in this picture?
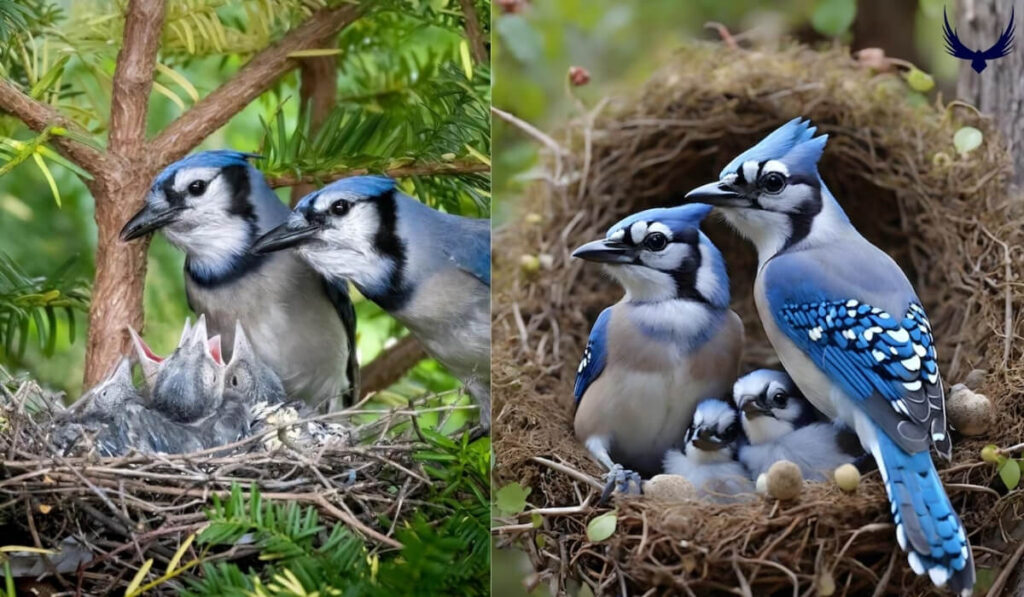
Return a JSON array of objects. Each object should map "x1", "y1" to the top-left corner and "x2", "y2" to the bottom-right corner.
[{"x1": 0, "y1": 253, "x2": 88, "y2": 360}]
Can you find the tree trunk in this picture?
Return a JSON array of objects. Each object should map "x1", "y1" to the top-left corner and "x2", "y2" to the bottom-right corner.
[
  {"x1": 83, "y1": 173, "x2": 156, "y2": 386},
  {"x1": 956, "y1": 0, "x2": 1024, "y2": 185},
  {"x1": 291, "y1": 56, "x2": 338, "y2": 206},
  {"x1": 851, "y1": 0, "x2": 920, "y2": 66}
]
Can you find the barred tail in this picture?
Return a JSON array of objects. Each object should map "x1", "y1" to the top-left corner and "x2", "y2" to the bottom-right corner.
[{"x1": 871, "y1": 427, "x2": 974, "y2": 596}]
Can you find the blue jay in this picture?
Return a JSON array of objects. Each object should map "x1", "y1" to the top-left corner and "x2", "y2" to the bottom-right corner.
[
  {"x1": 570, "y1": 203, "x2": 744, "y2": 496},
  {"x1": 685, "y1": 118, "x2": 973, "y2": 594},
  {"x1": 734, "y1": 369, "x2": 861, "y2": 482},
  {"x1": 120, "y1": 151, "x2": 358, "y2": 411},
  {"x1": 661, "y1": 398, "x2": 753, "y2": 502},
  {"x1": 128, "y1": 317, "x2": 223, "y2": 398},
  {"x1": 249, "y1": 176, "x2": 491, "y2": 429}
]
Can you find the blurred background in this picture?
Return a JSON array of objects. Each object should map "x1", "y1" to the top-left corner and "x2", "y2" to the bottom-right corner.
[
  {"x1": 493, "y1": 0, "x2": 959, "y2": 227},
  {"x1": 0, "y1": 0, "x2": 490, "y2": 423},
  {"x1": 492, "y1": 0, "x2": 960, "y2": 594}
]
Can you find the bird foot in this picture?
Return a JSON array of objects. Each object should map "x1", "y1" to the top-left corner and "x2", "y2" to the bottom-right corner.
[{"x1": 599, "y1": 465, "x2": 643, "y2": 504}]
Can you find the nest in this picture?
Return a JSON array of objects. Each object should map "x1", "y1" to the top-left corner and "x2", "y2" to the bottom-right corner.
[
  {"x1": 493, "y1": 42, "x2": 1024, "y2": 596},
  {"x1": 0, "y1": 368, "x2": 473, "y2": 595}
]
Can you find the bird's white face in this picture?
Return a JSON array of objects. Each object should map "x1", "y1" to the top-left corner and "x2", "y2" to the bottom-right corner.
[
  {"x1": 683, "y1": 399, "x2": 741, "y2": 463},
  {"x1": 733, "y1": 371, "x2": 806, "y2": 444},
  {"x1": 291, "y1": 191, "x2": 396, "y2": 292},
  {"x1": 575, "y1": 219, "x2": 725, "y2": 305},
  {"x1": 158, "y1": 166, "x2": 255, "y2": 264}
]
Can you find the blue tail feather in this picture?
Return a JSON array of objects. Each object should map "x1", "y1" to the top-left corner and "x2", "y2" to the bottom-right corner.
[{"x1": 874, "y1": 428, "x2": 974, "y2": 594}]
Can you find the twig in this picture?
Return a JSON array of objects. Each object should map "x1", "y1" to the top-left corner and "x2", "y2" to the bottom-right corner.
[
  {"x1": 150, "y1": 3, "x2": 363, "y2": 165},
  {"x1": 458, "y1": 0, "x2": 488, "y2": 64},
  {"x1": 268, "y1": 160, "x2": 490, "y2": 189},
  {"x1": 311, "y1": 494, "x2": 402, "y2": 549},
  {"x1": 492, "y1": 106, "x2": 567, "y2": 156},
  {"x1": 987, "y1": 539, "x2": 1024, "y2": 597},
  {"x1": 530, "y1": 456, "x2": 604, "y2": 492},
  {"x1": 358, "y1": 336, "x2": 428, "y2": 398}
]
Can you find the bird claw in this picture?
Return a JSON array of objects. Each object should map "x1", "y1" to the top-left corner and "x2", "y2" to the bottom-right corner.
[{"x1": 599, "y1": 465, "x2": 642, "y2": 504}]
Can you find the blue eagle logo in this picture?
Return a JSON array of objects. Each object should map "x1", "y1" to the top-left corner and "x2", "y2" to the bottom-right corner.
[{"x1": 943, "y1": 7, "x2": 1015, "y2": 73}]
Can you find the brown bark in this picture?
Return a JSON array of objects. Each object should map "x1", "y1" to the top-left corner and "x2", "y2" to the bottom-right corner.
[
  {"x1": 83, "y1": 0, "x2": 166, "y2": 387},
  {"x1": 290, "y1": 56, "x2": 339, "y2": 205},
  {"x1": 269, "y1": 160, "x2": 490, "y2": 189},
  {"x1": 956, "y1": 0, "x2": 1024, "y2": 185},
  {"x1": 359, "y1": 336, "x2": 428, "y2": 398},
  {"x1": 458, "y1": 0, "x2": 487, "y2": 64},
  {"x1": 150, "y1": 3, "x2": 362, "y2": 167},
  {"x1": 851, "y1": 0, "x2": 920, "y2": 67}
]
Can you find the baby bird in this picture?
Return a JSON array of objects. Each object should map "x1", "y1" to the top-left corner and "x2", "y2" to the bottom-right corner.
[
  {"x1": 735, "y1": 369, "x2": 862, "y2": 482},
  {"x1": 128, "y1": 318, "x2": 223, "y2": 398},
  {"x1": 662, "y1": 398, "x2": 753, "y2": 502},
  {"x1": 152, "y1": 315, "x2": 225, "y2": 422}
]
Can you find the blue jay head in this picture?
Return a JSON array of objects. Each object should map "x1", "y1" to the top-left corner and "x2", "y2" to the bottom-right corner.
[
  {"x1": 250, "y1": 176, "x2": 401, "y2": 291},
  {"x1": 120, "y1": 151, "x2": 277, "y2": 271},
  {"x1": 152, "y1": 315, "x2": 225, "y2": 422},
  {"x1": 682, "y1": 398, "x2": 742, "y2": 462},
  {"x1": 733, "y1": 369, "x2": 816, "y2": 444},
  {"x1": 571, "y1": 203, "x2": 730, "y2": 306},
  {"x1": 684, "y1": 119, "x2": 835, "y2": 258},
  {"x1": 224, "y1": 320, "x2": 285, "y2": 406}
]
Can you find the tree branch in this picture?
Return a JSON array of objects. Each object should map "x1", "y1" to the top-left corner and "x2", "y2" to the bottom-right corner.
[
  {"x1": 459, "y1": 0, "x2": 488, "y2": 64},
  {"x1": 290, "y1": 55, "x2": 339, "y2": 206},
  {"x1": 360, "y1": 336, "x2": 428, "y2": 398},
  {"x1": 0, "y1": 79, "x2": 107, "y2": 175},
  {"x1": 268, "y1": 160, "x2": 490, "y2": 188},
  {"x1": 149, "y1": 3, "x2": 362, "y2": 166},
  {"x1": 108, "y1": 0, "x2": 165, "y2": 159}
]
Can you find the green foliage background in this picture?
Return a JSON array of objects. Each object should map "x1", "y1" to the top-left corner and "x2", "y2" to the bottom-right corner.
[{"x1": 0, "y1": 0, "x2": 491, "y2": 404}]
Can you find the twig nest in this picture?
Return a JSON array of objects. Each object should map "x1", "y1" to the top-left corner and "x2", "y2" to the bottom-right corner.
[
  {"x1": 946, "y1": 383, "x2": 993, "y2": 437},
  {"x1": 644, "y1": 474, "x2": 697, "y2": 501},
  {"x1": 766, "y1": 460, "x2": 803, "y2": 501},
  {"x1": 833, "y1": 463, "x2": 860, "y2": 493}
]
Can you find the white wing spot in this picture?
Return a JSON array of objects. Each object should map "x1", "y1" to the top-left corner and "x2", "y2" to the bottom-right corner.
[{"x1": 887, "y1": 328, "x2": 910, "y2": 343}]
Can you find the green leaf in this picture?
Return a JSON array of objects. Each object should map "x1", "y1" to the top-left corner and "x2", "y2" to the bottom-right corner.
[
  {"x1": 905, "y1": 68, "x2": 934, "y2": 92},
  {"x1": 586, "y1": 510, "x2": 617, "y2": 542},
  {"x1": 954, "y1": 126, "x2": 983, "y2": 155},
  {"x1": 999, "y1": 459, "x2": 1020, "y2": 490},
  {"x1": 811, "y1": 0, "x2": 857, "y2": 37},
  {"x1": 495, "y1": 482, "x2": 530, "y2": 515}
]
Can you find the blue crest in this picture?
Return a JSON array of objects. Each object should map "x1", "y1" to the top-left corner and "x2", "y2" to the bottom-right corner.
[
  {"x1": 719, "y1": 118, "x2": 827, "y2": 179},
  {"x1": 607, "y1": 203, "x2": 713, "y2": 239},
  {"x1": 296, "y1": 175, "x2": 397, "y2": 211},
  {"x1": 155, "y1": 150, "x2": 258, "y2": 186}
]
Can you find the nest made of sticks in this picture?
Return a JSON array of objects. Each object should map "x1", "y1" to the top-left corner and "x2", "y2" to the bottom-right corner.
[
  {"x1": 493, "y1": 42, "x2": 1024, "y2": 596},
  {"x1": 0, "y1": 366, "x2": 475, "y2": 596}
]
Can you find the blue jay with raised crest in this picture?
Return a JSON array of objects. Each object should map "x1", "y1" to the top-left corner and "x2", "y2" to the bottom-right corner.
[
  {"x1": 120, "y1": 151, "x2": 358, "y2": 412},
  {"x1": 661, "y1": 398, "x2": 753, "y2": 502},
  {"x1": 249, "y1": 176, "x2": 491, "y2": 429},
  {"x1": 734, "y1": 369, "x2": 862, "y2": 481},
  {"x1": 570, "y1": 203, "x2": 743, "y2": 498},
  {"x1": 685, "y1": 118, "x2": 973, "y2": 594}
]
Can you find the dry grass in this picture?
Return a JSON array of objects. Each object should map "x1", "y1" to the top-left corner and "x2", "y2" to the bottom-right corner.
[{"x1": 492, "y1": 41, "x2": 1024, "y2": 596}]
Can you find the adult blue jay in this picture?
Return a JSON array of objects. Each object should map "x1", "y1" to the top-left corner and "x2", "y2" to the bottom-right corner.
[
  {"x1": 685, "y1": 118, "x2": 973, "y2": 594},
  {"x1": 120, "y1": 151, "x2": 358, "y2": 411},
  {"x1": 570, "y1": 204, "x2": 743, "y2": 496},
  {"x1": 661, "y1": 398, "x2": 753, "y2": 502},
  {"x1": 249, "y1": 176, "x2": 491, "y2": 429},
  {"x1": 734, "y1": 369, "x2": 861, "y2": 481}
]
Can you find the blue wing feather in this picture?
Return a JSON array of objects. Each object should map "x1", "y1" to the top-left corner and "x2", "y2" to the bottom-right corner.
[
  {"x1": 442, "y1": 217, "x2": 491, "y2": 286},
  {"x1": 768, "y1": 289, "x2": 949, "y2": 456},
  {"x1": 574, "y1": 308, "x2": 612, "y2": 405}
]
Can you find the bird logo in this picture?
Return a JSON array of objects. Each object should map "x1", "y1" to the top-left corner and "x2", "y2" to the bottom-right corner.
[{"x1": 943, "y1": 7, "x2": 1015, "y2": 73}]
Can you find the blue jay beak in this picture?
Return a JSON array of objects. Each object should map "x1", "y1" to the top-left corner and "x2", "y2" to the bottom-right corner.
[
  {"x1": 120, "y1": 204, "x2": 185, "y2": 241},
  {"x1": 571, "y1": 238, "x2": 637, "y2": 264},
  {"x1": 683, "y1": 181, "x2": 744, "y2": 207},
  {"x1": 739, "y1": 396, "x2": 774, "y2": 419},
  {"x1": 250, "y1": 219, "x2": 320, "y2": 255},
  {"x1": 692, "y1": 428, "x2": 727, "y2": 451}
]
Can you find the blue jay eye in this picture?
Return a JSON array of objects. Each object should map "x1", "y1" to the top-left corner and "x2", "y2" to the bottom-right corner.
[
  {"x1": 761, "y1": 172, "x2": 786, "y2": 194},
  {"x1": 187, "y1": 180, "x2": 207, "y2": 196},
  {"x1": 643, "y1": 232, "x2": 668, "y2": 251},
  {"x1": 330, "y1": 200, "x2": 352, "y2": 216}
]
